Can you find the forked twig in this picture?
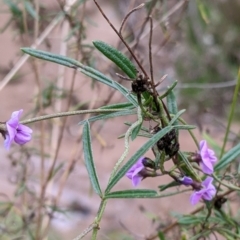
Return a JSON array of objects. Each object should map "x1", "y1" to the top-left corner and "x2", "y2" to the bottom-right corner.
[
  {"x1": 93, "y1": 0, "x2": 149, "y2": 78},
  {"x1": 119, "y1": 3, "x2": 145, "y2": 37}
]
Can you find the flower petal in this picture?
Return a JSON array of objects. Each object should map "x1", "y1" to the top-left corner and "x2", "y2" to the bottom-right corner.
[
  {"x1": 180, "y1": 176, "x2": 193, "y2": 186},
  {"x1": 125, "y1": 157, "x2": 145, "y2": 187},
  {"x1": 201, "y1": 177, "x2": 216, "y2": 201},
  {"x1": 202, "y1": 176, "x2": 213, "y2": 187},
  {"x1": 132, "y1": 174, "x2": 143, "y2": 186},
  {"x1": 199, "y1": 140, "x2": 217, "y2": 174},
  {"x1": 190, "y1": 191, "x2": 203, "y2": 205},
  {"x1": 200, "y1": 161, "x2": 213, "y2": 174},
  {"x1": 4, "y1": 110, "x2": 33, "y2": 149},
  {"x1": 7, "y1": 110, "x2": 23, "y2": 127},
  {"x1": 6, "y1": 122, "x2": 17, "y2": 146},
  {"x1": 4, "y1": 135, "x2": 12, "y2": 150}
]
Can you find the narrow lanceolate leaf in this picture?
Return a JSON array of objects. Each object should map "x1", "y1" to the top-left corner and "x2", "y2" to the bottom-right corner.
[
  {"x1": 169, "y1": 109, "x2": 185, "y2": 126},
  {"x1": 173, "y1": 125, "x2": 196, "y2": 130},
  {"x1": 167, "y1": 90, "x2": 179, "y2": 137},
  {"x1": 215, "y1": 142, "x2": 240, "y2": 171},
  {"x1": 131, "y1": 121, "x2": 142, "y2": 141},
  {"x1": 21, "y1": 48, "x2": 83, "y2": 69},
  {"x1": 167, "y1": 89, "x2": 178, "y2": 115},
  {"x1": 178, "y1": 151, "x2": 200, "y2": 181},
  {"x1": 105, "y1": 189, "x2": 157, "y2": 199},
  {"x1": 112, "y1": 81, "x2": 138, "y2": 106},
  {"x1": 83, "y1": 122, "x2": 102, "y2": 196},
  {"x1": 93, "y1": 41, "x2": 137, "y2": 79},
  {"x1": 78, "y1": 109, "x2": 136, "y2": 125},
  {"x1": 105, "y1": 126, "x2": 174, "y2": 194},
  {"x1": 22, "y1": 48, "x2": 138, "y2": 106},
  {"x1": 24, "y1": 1, "x2": 38, "y2": 20},
  {"x1": 100, "y1": 102, "x2": 134, "y2": 110},
  {"x1": 80, "y1": 68, "x2": 138, "y2": 106},
  {"x1": 197, "y1": 0, "x2": 210, "y2": 24}
]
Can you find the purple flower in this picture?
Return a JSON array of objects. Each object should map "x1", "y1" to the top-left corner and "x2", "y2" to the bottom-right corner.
[
  {"x1": 126, "y1": 157, "x2": 145, "y2": 187},
  {"x1": 4, "y1": 110, "x2": 33, "y2": 150},
  {"x1": 190, "y1": 177, "x2": 216, "y2": 205},
  {"x1": 199, "y1": 140, "x2": 217, "y2": 174},
  {"x1": 179, "y1": 176, "x2": 193, "y2": 186}
]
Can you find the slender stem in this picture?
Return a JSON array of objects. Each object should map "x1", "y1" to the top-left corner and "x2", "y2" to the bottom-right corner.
[
  {"x1": 91, "y1": 199, "x2": 108, "y2": 240},
  {"x1": 72, "y1": 223, "x2": 98, "y2": 240},
  {"x1": 148, "y1": 16, "x2": 154, "y2": 86},
  {"x1": 22, "y1": 109, "x2": 128, "y2": 124},
  {"x1": 0, "y1": 109, "x2": 130, "y2": 131},
  {"x1": 108, "y1": 107, "x2": 143, "y2": 183},
  {"x1": 137, "y1": 94, "x2": 161, "y2": 124},
  {"x1": 157, "y1": 98, "x2": 169, "y2": 126},
  {"x1": 212, "y1": 173, "x2": 240, "y2": 191},
  {"x1": 147, "y1": 189, "x2": 233, "y2": 240},
  {"x1": 220, "y1": 68, "x2": 240, "y2": 158},
  {"x1": 93, "y1": 0, "x2": 149, "y2": 78},
  {"x1": 119, "y1": 3, "x2": 145, "y2": 36},
  {"x1": 177, "y1": 117, "x2": 199, "y2": 149}
]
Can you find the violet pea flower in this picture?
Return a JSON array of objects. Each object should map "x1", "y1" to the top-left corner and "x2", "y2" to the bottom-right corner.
[
  {"x1": 180, "y1": 176, "x2": 193, "y2": 186},
  {"x1": 190, "y1": 177, "x2": 216, "y2": 205},
  {"x1": 4, "y1": 109, "x2": 33, "y2": 150},
  {"x1": 199, "y1": 140, "x2": 217, "y2": 174},
  {"x1": 126, "y1": 156, "x2": 145, "y2": 187}
]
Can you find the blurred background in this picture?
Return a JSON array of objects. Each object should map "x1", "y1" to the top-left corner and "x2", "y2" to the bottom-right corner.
[{"x1": 0, "y1": 0, "x2": 239, "y2": 239}]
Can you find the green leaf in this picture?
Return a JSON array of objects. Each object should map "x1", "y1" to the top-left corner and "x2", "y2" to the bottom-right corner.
[
  {"x1": 21, "y1": 48, "x2": 138, "y2": 106},
  {"x1": 167, "y1": 89, "x2": 179, "y2": 137},
  {"x1": 4, "y1": 0, "x2": 22, "y2": 17},
  {"x1": 158, "y1": 231, "x2": 165, "y2": 240},
  {"x1": 167, "y1": 89, "x2": 178, "y2": 115},
  {"x1": 169, "y1": 109, "x2": 185, "y2": 126},
  {"x1": 173, "y1": 213, "x2": 204, "y2": 225},
  {"x1": 105, "y1": 189, "x2": 157, "y2": 199},
  {"x1": 105, "y1": 126, "x2": 174, "y2": 193},
  {"x1": 93, "y1": 40, "x2": 137, "y2": 79},
  {"x1": 83, "y1": 122, "x2": 102, "y2": 196},
  {"x1": 159, "y1": 81, "x2": 177, "y2": 99},
  {"x1": 112, "y1": 81, "x2": 138, "y2": 106},
  {"x1": 100, "y1": 102, "x2": 134, "y2": 110},
  {"x1": 158, "y1": 181, "x2": 180, "y2": 191},
  {"x1": 215, "y1": 142, "x2": 240, "y2": 171},
  {"x1": 124, "y1": 121, "x2": 149, "y2": 132},
  {"x1": 178, "y1": 151, "x2": 200, "y2": 181},
  {"x1": 173, "y1": 125, "x2": 196, "y2": 130},
  {"x1": 78, "y1": 109, "x2": 136, "y2": 125},
  {"x1": 131, "y1": 121, "x2": 142, "y2": 141},
  {"x1": 80, "y1": 67, "x2": 138, "y2": 106},
  {"x1": 197, "y1": 0, "x2": 210, "y2": 24},
  {"x1": 21, "y1": 47, "x2": 83, "y2": 68},
  {"x1": 24, "y1": 1, "x2": 38, "y2": 20},
  {"x1": 178, "y1": 215, "x2": 203, "y2": 225}
]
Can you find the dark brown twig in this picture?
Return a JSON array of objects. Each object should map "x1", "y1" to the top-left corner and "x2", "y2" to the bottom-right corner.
[
  {"x1": 119, "y1": 3, "x2": 145, "y2": 37},
  {"x1": 93, "y1": 0, "x2": 149, "y2": 79}
]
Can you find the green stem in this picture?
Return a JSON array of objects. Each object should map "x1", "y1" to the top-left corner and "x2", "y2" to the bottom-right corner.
[
  {"x1": 0, "y1": 108, "x2": 128, "y2": 131},
  {"x1": 157, "y1": 98, "x2": 169, "y2": 126},
  {"x1": 137, "y1": 94, "x2": 161, "y2": 124},
  {"x1": 212, "y1": 173, "x2": 240, "y2": 191},
  {"x1": 91, "y1": 199, "x2": 107, "y2": 240},
  {"x1": 177, "y1": 117, "x2": 199, "y2": 149},
  {"x1": 72, "y1": 223, "x2": 98, "y2": 240},
  {"x1": 108, "y1": 107, "x2": 143, "y2": 182},
  {"x1": 220, "y1": 68, "x2": 240, "y2": 158}
]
